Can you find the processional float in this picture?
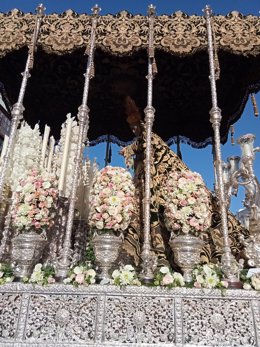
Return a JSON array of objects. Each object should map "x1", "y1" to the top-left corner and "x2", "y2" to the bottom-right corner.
[
  {"x1": 0, "y1": 4, "x2": 259, "y2": 347},
  {"x1": 0, "y1": 3, "x2": 259, "y2": 280}
]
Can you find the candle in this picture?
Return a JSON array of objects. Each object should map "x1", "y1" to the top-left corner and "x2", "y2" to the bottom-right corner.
[
  {"x1": 58, "y1": 114, "x2": 73, "y2": 193},
  {"x1": 0, "y1": 135, "x2": 9, "y2": 162},
  {"x1": 222, "y1": 162, "x2": 229, "y2": 185},
  {"x1": 227, "y1": 156, "x2": 240, "y2": 176},
  {"x1": 47, "y1": 136, "x2": 55, "y2": 172},
  {"x1": 237, "y1": 134, "x2": 255, "y2": 159},
  {"x1": 41, "y1": 125, "x2": 50, "y2": 168}
]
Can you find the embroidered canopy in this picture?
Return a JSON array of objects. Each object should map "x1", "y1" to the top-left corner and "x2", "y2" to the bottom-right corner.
[{"x1": 0, "y1": 10, "x2": 260, "y2": 147}]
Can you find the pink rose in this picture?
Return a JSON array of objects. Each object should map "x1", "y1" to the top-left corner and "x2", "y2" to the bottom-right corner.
[
  {"x1": 194, "y1": 282, "x2": 201, "y2": 288},
  {"x1": 162, "y1": 273, "x2": 174, "y2": 285},
  {"x1": 75, "y1": 273, "x2": 85, "y2": 284}
]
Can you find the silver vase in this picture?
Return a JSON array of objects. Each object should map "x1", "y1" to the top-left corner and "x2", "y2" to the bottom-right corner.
[
  {"x1": 92, "y1": 232, "x2": 123, "y2": 282},
  {"x1": 11, "y1": 231, "x2": 47, "y2": 279},
  {"x1": 169, "y1": 234, "x2": 203, "y2": 282}
]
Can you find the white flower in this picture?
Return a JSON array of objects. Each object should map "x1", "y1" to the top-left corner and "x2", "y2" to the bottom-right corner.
[
  {"x1": 34, "y1": 263, "x2": 42, "y2": 272},
  {"x1": 205, "y1": 275, "x2": 218, "y2": 288},
  {"x1": 251, "y1": 274, "x2": 260, "y2": 290},
  {"x1": 112, "y1": 269, "x2": 121, "y2": 279},
  {"x1": 124, "y1": 264, "x2": 134, "y2": 271},
  {"x1": 63, "y1": 277, "x2": 72, "y2": 284},
  {"x1": 120, "y1": 270, "x2": 135, "y2": 285},
  {"x1": 73, "y1": 266, "x2": 83, "y2": 275},
  {"x1": 243, "y1": 283, "x2": 252, "y2": 290},
  {"x1": 0, "y1": 271, "x2": 4, "y2": 278},
  {"x1": 5, "y1": 277, "x2": 13, "y2": 283},
  {"x1": 160, "y1": 266, "x2": 170, "y2": 274}
]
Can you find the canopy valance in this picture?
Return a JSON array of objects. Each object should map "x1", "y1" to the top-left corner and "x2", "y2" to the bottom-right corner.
[{"x1": 0, "y1": 10, "x2": 259, "y2": 146}]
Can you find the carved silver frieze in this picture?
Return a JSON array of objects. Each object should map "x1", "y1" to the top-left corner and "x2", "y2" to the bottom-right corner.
[
  {"x1": 0, "y1": 284, "x2": 258, "y2": 346},
  {"x1": 104, "y1": 296, "x2": 175, "y2": 344},
  {"x1": 0, "y1": 293, "x2": 22, "y2": 340},
  {"x1": 24, "y1": 294, "x2": 97, "y2": 343},
  {"x1": 182, "y1": 298, "x2": 257, "y2": 346}
]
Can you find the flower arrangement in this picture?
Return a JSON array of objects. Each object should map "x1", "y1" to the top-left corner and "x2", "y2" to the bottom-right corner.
[
  {"x1": 192, "y1": 264, "x2": 228, "y2": 289},
  {"x1": 240, "y1": 270, "x2": 260, "y2": 291},
  {"x1": 0, "y1": 263, "x2": 14, "y2": 285},
  {"x1": 12, "y1": 169, "x2": 58, "y2": 232},
  {"x1": 111, "y1": 264, "x2": 141, "y2": 286},
  {"x1": 63, "y1": 263, "x2": 96, "y2": 286},
  {"x1": 23, "y1": 263, "x2": 55, "y2": 285},
  {"x1": 88, "y1": 166, "x2": 135, "y2": 232},
  {"x1": 164, "y1": 170, "x2": 211, "y2": 236},
  {"x1": 154, "y1": 266, "x2": 185, "y2": 288}
]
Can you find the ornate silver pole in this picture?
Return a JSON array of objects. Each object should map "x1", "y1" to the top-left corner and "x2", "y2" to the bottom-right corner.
[
  {"x1": 204, "y1": 5, "x2": 241, "y2": 287},
  {"x1": 56, "y1": 4, "x2": 100, "y2": 279},
  {"x1": 140, "y1": 4, "x2": 157, "y2": 282},
  {"x1": 0, "y1": 4, "x2": 45, "y2": 202}
]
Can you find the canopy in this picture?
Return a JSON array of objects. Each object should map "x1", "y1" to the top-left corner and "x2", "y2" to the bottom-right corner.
[{"x1": 0, "y1": 10, "x2": 259, "y2": 147}]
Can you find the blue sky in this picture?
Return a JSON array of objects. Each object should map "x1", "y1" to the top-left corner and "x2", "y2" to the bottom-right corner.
[{"x1": 1, "y1": 0, "x2": 260, "y2": 214}]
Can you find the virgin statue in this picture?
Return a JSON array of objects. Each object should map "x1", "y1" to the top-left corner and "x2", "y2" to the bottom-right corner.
[{"x1": 120, "y1": 96, "x2": 249, "y2": 269}]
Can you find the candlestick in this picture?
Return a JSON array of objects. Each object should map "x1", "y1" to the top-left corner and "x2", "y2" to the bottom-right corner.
[
  {"x1": 47, "y1": 136, "x2": 55, "y2": 172},
  {"x1": 58, "y1": 114, "x2": 73, "y2": 194},
  {"x1": 41, "y1": 124, "x2": 50, "y2": 168}
]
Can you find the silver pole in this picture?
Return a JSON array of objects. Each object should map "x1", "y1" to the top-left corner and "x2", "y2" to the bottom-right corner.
[
  {"x1": 56, "y1": 4, "x2": 100, "y2": 279},
  {"x1": 204, "y1": 5, "x2": 240, "y2": 286},
  {"x1": 0, "y1": 4, "x2": 45, "y2": 202},
  {"x1": 140, "y1": 4, "x2": 157, "y2": 282}
]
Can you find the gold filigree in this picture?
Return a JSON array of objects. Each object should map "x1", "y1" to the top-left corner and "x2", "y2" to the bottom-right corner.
[
  {"x1": 40, "y1": 10, "x2": 91, "y2": 54},
  {"x1": 0, "y1": 9, "x2": 34, "y2": 55},
  {"x1": 0, "y1": 10, "x2": 259, "y2": 57},
  {"x1": 216, "y1": 11, "x2": 260, "y2": 55},
  {"x1": 98, "y1": 11, "x2": 146, "y2": 55},
  {"x1": 157, "y1": 12, "x2": 205, "y2": 54}
]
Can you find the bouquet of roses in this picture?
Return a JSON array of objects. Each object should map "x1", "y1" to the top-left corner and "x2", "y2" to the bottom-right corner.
[
  {"x1": 111, "y1": 264, "x2": 141, "y2": 287},
  {"x1": 164, "y1": 170, "x2": 211, "y2": 236},
  {"x1": 12, "y1": 169, "x2": 58, "y2": 232},
  {"x1": 63, "y1": 263, "x2": 96, "y2": 286},
  {"x1": 154, "y1": 266, "x2": 185, "y2": 288},
  {"x1": 88, "y1": 166, "x2": 135, "y2": 232},
  {"x1": 192, "y1": 263, "x2": 228, "y2": 289}
]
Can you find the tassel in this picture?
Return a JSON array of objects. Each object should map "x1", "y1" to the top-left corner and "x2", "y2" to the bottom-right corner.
[
  {"x1": 152, "y1": 58, "x2": 158, "y2": 75},
  {"x1": 148, "y1": 47, "x2": 154, "y2": 59},
  {"x1": 230, "y1": 125, "x2": 235, "y2": 145},
  {"x1": 250, "y1": 93, "x2": 259, "y2": 117}
]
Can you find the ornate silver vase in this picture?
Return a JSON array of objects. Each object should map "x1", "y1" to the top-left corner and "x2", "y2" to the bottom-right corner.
[
  {"x1": 92, "y1": 232, "x2": 123, "y2": 282},
  {"x1": 11, "y1": 231, "x2": 47, "y2": 279},
  {"x1": 169, "y1": 234, "x2": 203, "y2": 282}
]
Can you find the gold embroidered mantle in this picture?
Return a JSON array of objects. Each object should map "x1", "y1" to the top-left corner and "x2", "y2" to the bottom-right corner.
[{"x1": 0, "y1": 10, "x2": 259, "y2": 57}]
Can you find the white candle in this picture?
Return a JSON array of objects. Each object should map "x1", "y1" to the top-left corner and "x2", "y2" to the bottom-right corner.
[
  {"x1": 0, "y1": 135, "x2": 9, "y2": 162},
  {"x1": 47, "y1": 136, "x2": 55, "y2": 172},
  {"x1": 58, "y1": 114, "x2": 73, "y2": 193},
  {"x1": 41, "y1": 125, "x2": 50, "y2": 168}
]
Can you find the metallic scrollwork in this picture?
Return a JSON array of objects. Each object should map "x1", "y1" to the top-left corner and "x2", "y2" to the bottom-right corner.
[
  {"x1": 104, "y1": 296, "x2": 175, "y2": 344},
  {"x1": 24, "y1": 294, "x2": 97, "y2": 342},
  {"x1": 182, "y1": 298, "x2": 256, "y2": 346},
  {"x1": 0, "y1": 10, "x2": 260, "y2": 57},
  {"x1": 0, "y1": 293, "x2": 22, "y2": 340}
]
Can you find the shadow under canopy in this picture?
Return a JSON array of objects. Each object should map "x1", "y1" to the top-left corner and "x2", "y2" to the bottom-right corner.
[{"x1": 0, "y1": 10, "x2": 259, "y2": 147}]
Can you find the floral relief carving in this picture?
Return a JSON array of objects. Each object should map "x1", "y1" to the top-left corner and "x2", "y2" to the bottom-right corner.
[
  {"x1": 24, "y1": 294, "x2": 97, "y2": 342},
  {"x1": 0, "y1": 293, "x2": 22, "y2": 340},
  {"x1": 0, "y1": 10, "x2": 259, "y2": 57},
  {"x1": 104, "y1": 295, "x2": 175, "y2": 344},
  {"x1": 182, "y1": 298, "x2": 257, "y2": 346}
]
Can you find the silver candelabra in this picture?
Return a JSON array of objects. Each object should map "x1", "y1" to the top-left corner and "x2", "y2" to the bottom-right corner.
[{"x1": 222, "y1": 133, "x2": 260, "y2": 267}]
